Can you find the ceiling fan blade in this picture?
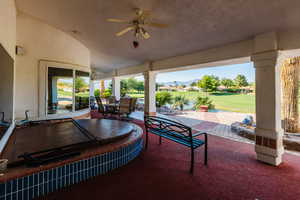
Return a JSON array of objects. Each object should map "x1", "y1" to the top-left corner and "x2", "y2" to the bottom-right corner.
[
  {"x1": 146, "y1": 22, "x2": 169, "y2": 28},
  {"x1": 116, "y1": 26, "x2": 135, "y2": 36},
  {"x1": 107, "y1": 18, "x2": 129, "y2": 23}
]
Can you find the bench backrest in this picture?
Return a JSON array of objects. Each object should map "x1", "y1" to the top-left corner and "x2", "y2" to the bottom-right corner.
[{"x1": 144, "y1": 116, "x2": 192, "y2": 138}]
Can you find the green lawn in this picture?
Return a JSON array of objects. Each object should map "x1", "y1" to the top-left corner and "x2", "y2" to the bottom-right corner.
[
  {"x1": 58, "y1": 90, "x2": 89, "y2": 97},
  {"x1": 128, "y1": 91, "x2": 255, "y2": 113}
]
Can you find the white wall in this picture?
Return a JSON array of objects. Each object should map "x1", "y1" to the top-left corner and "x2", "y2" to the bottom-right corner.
[
  {"x1": 15, "y1": 13, "x2": 90, "y2": 119},
  {"x1": 0, "y1": 0, "x2": 16, "y2": 59}
]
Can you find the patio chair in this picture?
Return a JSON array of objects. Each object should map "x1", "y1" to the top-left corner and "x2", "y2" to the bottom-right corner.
[
  {"x1": 108, "y1": 96, "x2": 117, "y2": 104},
  {"x1": 95, "y1": 97, "x2": 108, "y2": 118},
  {"x1": 118, "y1": 97, "x2": 132, "y2": 120},
  {"x1": 130, "y1": 98, "x2": 137, "y2": 113}
]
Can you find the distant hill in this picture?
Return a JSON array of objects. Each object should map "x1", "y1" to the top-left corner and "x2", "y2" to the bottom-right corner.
[{"x1": 158, "y1": 79, "x2": 199, "y2": 86}]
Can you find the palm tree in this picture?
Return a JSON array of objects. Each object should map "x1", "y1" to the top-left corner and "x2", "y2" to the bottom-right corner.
[{"x1": 173, "y1": 95, "x2": 189, "y2": 111}]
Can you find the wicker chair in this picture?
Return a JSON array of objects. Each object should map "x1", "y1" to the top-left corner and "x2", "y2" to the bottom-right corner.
[
  {"x1": 130, "y1": 98, "x2": 137, "y2": 113},
  {"x1": 118, "y1": 98, "x2": 132, "y2": 120},
  {"x1": 108, "y1": 96, "x2": 117, "y2": 104},
  {"x1": 95, "y1": 97, "x2": 107, "y2": 118}
]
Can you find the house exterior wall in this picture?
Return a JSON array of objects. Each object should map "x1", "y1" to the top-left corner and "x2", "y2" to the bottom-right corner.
[{"x1": 15, "y1": 13, "x2": 90, "y2": 119}]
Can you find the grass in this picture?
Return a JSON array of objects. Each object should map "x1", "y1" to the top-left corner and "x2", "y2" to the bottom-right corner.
[
  {"x1": 58, "y1": 90, "x2": 89, "y2": 97},
  {"x1": 128, "y1": 91, "x2": 255, "y2": 113}
]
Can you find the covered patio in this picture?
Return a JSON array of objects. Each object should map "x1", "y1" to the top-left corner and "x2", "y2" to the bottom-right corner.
[
  {"x1": 42, "y1": 118, "x2": 300, "y2": 200},
  {"x1": 1, "y1": 0, "x2": 300, "y2": 199}
]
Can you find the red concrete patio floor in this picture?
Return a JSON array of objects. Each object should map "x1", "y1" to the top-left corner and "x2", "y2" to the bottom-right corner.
[{"x1": 41, "y1": 119, "x2": 300, "y2": 200}]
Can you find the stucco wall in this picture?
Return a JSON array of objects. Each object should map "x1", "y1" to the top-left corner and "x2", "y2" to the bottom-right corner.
[
  {"x1": 0, "y1": 0, "x2": 16, "y2": 59},
  {"x1": 15, "y1": 13, "x2": 90, "y2": 118}
]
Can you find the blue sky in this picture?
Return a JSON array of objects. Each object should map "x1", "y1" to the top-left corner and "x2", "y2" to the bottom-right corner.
[
  {"x1": 156, "y1": 62, "x2": 255, "y2": 83},
  {"x1": 96, "y1": 62, "x2": 255, "y2": 88}
]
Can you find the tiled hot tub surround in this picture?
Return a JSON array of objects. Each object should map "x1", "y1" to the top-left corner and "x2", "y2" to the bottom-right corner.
[{"x1": 0, "y1": 138, "x2": 143, "y2": 200}]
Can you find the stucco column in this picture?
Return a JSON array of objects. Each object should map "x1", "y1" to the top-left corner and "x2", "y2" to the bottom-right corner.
[
  {"x1": 89, "y1": 80, "x2": 95, "y2": 97},
  {"x1": 251, "y1": 50, "x2": 284, "y2": 166},
  {"x1": 144, "y1": 71, "x2": 156, "y2": 116},
  {"x1": 112, "y1": 77, "x2": 121, "y2": 100}
]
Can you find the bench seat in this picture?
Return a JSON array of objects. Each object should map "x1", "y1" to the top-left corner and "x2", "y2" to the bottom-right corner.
[
  {"x1": 147, "y1": 128, "x2": 205, "y2": 148},
  {"x1": 144, "y1": 116, "x2": 208, "y2": 173}
]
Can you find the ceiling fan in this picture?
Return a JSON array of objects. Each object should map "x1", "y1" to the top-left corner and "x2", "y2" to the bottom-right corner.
[{"x1": 107, "y1": 8, "x2": 168, "y2": 41}]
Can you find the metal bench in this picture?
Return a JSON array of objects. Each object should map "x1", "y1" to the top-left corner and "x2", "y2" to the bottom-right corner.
[{"x1": 144, "y1": 116, "x2": 207, "y2": 173}]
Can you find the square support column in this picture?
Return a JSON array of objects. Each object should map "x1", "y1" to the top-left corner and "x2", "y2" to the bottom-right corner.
[
  {"x1": 89, "y1": 80, "x2": 95, "y2": 97},
  {"x1": 112, "y1": 77, "x2": 121, "y2": 100},
  {"x1": 144, "y1": 71, "x2": 156, "y2": 116},
  {"x1": 251, "y1": 50, "x2": 284, "y2": 166}
]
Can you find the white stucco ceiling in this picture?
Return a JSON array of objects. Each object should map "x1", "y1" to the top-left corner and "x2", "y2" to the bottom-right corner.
[{"x1": 16, "y1": 0, "x2": 300, "y2": 72}]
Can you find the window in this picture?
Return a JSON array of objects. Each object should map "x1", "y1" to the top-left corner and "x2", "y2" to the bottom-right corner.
[
  {"x1": 75, "y1": 71, "x2": 90, "y2": 111},
  {"x1": 47, "y1": 67, "x2": 90, "y2": 115}
]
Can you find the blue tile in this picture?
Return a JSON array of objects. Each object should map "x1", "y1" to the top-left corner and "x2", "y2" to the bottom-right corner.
[
  {"x1": 23, "y1": 176, "x2": 28, "y2": 188},
  {"x1": 66, "y1": 164, "x2": 70, "y2": 175},
  {"x1": 12, "y1": 179, "x2": 17, "y2": 193},
  {"x1": 66, "y1": 175, "x2": 70, "y2": 186},
  {"x1": 70, "y1": 174, "x2": 74, "y2": 185},
  {"x1": 33, "y1": 185, "x2": 39, "y2": 198},
  {"x1": 44, "y1": 171, "x2": 48, "y2": 182},
  {"x1": 62, "y1": 166, "x2": 65, "y2": 176},
  {"x1": 23, "y1": 189, "x2": 29, "y2": 200},
  {"x1": 39, "y1": 172, "x2": 44, "y2": 184},
  {"x1": 58, "y1": 167, "x2": 62, "y2": 177},
  {"x1": 6, "y1": 180, "x2": 12, "y2": 194},
  {"x1": 50, "y1": 169, "x2": 55, "y2": 181},
  {"x1": 28, "y1": 175, "x2": 34, "y2": 187},
  {"x1": 57, "y1": 178, "x2": 62, "y2": 189},
  {"x1": 0, "y1": 183, "x2": 5, "y2": 197},
  {"x1": 43, "y1": 183, "x2": 48, "y2": 195},
  {"x1": 6, "y1": 194, "x2": 11, "y2": 200},
  {"x1": 28, "y1": 188, "x2": 33, "y2": 200},
  {"x1": 17, "y1": 178, "x2": 23, "y2": 191},
  {"x1": 12, "y1": 192, "x2": 17, "y2": 200},
  {"x1": 48, "y1": 181, "x2": 53, "y2": 193},
  {"x1": 17, "y1": 191, "x2": 23, "y2": 199},
  {"x1": 52, "y1": 179, "x2": 57, "y2": 191},
  {"x1": 0, "y1": 196, "x2": 5, "y2": 200},
  {"x1": 38, "y1": 183, "x2": 44, "y2": 196},
  {"x1": 34, "y1": 174, "x2": 38, "y2": 186}
]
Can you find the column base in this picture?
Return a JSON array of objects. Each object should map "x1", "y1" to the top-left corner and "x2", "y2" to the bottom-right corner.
[
  {"x1": 144, "y1": 111, "x2": 156, "y2": 116},
  {"x1": 256, "y1": 152, "x2": 282, "y2": 166}
]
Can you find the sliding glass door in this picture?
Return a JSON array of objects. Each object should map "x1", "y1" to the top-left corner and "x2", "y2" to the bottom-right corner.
[
  {"x1": 75, "y1": 71, "x2": 90, "y2": 111},
  {"x1": 47, "y1": 67, "x2": 89, "y2": 115}
]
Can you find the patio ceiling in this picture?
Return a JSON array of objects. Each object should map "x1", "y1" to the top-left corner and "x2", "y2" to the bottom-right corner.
[{"x1": 16, "y1": 0, "x2": 300, "y2": 72}]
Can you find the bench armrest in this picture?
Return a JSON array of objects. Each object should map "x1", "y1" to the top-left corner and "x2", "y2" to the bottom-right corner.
[{"x1": 192, "y1": 131, "x2": 207, "y2": 137}]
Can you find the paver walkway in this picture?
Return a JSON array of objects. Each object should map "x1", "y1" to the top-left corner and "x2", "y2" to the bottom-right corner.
[{"x1": 165, "y1": 111, "x2": 255, "y2": 144}]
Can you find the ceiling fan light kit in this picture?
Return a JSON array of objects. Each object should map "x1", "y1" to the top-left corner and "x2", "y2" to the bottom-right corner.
[{"x1": 107, "y1": 8, "x2": 168, "y2": 48}]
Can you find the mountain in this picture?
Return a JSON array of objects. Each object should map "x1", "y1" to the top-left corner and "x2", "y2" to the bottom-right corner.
[{"x1": 158, "y1": 79, "x2": 199, "y2": 86}]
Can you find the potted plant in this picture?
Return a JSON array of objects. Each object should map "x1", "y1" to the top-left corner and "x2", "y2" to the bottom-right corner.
[
  {"x1": 193, "y1": 96, "x2": 214, "y2": 112},
  {"x1": 173, "y1": 95, "x2": 189, "y2": 111}
]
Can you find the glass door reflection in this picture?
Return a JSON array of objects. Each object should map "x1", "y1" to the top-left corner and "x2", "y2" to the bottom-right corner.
[{"x1": 48, "y1": 67, "x2": 73, "y2": 115}]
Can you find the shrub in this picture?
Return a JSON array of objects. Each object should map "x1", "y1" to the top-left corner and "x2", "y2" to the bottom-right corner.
[
  {"x1": 94, "y1": 89, "x2": 100, "y2": 97},
  {"x1": 173, "y1": 95, "x2": 189, "y2": 111},
  {"x1": 193, "y1": 96, "x2": 214, "y2": 110},
  {"x1": 156, "y1": 91, "x2": 173, "y2": 108}
]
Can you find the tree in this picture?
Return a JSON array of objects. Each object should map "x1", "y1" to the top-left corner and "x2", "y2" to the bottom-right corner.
[
  {"x1": 156, "y1": 91, "x2": 173, "y2": 108},
  {"x1": 156, "y1": 83, "x2": 163, "y2": 91},
  {"x1": 120, "y1": 80, "x2": 128, "y2": 96},
  {"x1": 135, "y1": 81, "x2": 144, "y2": 93},
  {"x1": 198, "y1": 75, "x2": 220, "y2": 92},
  {"x1": 190, "y1": 82, "x2": 198, "y2": 87},
  {"x1": 234, "y1": 75, "x2": 248, "y2": 88},
  {"x1": 75, "y1": 77, "x2": 88, "y2": 92},
  {"x1": 221, "y1": 78, "x2": 234, "y2": 88},
  {"x1": 173, "y1": 95, "x2": 189, "y2": 111}
]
